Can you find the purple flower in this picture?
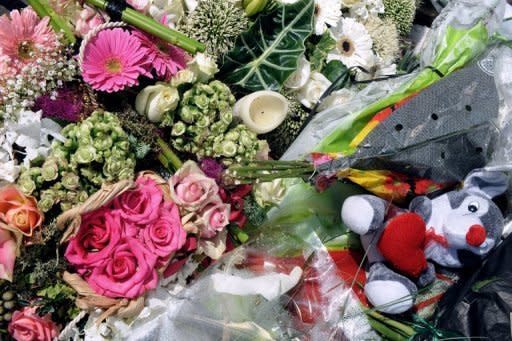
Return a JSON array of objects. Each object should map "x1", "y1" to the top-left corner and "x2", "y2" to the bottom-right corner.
[
  {"x1": 33, "y1": 87, "x2": 83, "y2": 122},
  {"x1": 199, "y1": 158, "x2": 224, "y2": 183}
]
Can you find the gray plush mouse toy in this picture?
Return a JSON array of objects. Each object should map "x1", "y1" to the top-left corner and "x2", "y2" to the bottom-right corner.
[{"x1": 341, "y1": 170, "x2": 508, "y2": 314}]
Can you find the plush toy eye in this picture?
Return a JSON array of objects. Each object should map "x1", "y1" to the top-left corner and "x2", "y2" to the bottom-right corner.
[{"x1": 468, "y1": 202, "x2": 479, "y2": 213}]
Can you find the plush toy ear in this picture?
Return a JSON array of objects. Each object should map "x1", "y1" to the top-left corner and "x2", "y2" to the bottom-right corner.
[{"x1": 463, "y1": 170, "x2": 509, "y2": 198}]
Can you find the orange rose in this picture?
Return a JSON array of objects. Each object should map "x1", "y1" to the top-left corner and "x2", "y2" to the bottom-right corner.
[{"x1": 0, "y1": 185, "x2": 43, "y2": 236}]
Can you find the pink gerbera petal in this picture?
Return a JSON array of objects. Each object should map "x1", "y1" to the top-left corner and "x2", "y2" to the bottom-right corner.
[
  {"x1": 132, "y1": 30, "x2": 188, "y2": 81},
  {"x1": 0, "y1": 7, "x2": 58, "y2": 71},
  {"x1": 81, "y1": 28, "x2": 152, "y2": 93}
]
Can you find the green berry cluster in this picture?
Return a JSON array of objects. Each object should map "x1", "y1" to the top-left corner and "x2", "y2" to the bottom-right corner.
[
  {"x1": 0, "y1": 290, "x2": 16, "y2": 328},
  {"x1": 17, "y1": 111, "x2": 136, "y2": 212}
]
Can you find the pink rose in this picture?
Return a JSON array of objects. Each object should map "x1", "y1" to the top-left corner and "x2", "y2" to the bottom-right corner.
[
  {"x1": 143, "y1": 202, "x2": 186, "y2": 267},
  {"x1": 65, "y1": 208, "x2": 122, "y2": 271},
  {"x1": 199, "y1": 201, "x2": 230, "y2": 238},
  {"x1": 74, "y1": 6, "x2": 105, "y2": 38},
  {"x1": 87, "y1": 238, "x2": 158, "y2": 299},
  {"x1": 8, "y1": 307, "x2": 59, "y2": 341},
  {"x1": 169, "y1": 161, "x2": 219, "y2": 211},
  {"x1": 113, "y1": 177, "x2": 163, "y2": 225},
  {"x1": 0, "y1": 228, "x2": 17, "y2": 281}
]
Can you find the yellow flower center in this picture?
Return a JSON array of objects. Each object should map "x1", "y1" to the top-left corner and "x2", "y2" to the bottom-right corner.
[
  {"x1": 17, "y1": 41, "x2": 34, "y2": 60},
  {"x1": 105, "y1": 57, "x2": 123, "y2": 73},
  {"x1": 337, "y1": 37, "x2": 355, "y2": 57}
]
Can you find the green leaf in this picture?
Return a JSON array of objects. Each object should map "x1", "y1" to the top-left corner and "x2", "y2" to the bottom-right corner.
[
  {"x1": 471, "y1": 277, "x2": 500, "y2": 292},
  {"x1": 309, "y1": 32, "x2": 337, "y2": 71},
  {"x1": 321, "y1": 60, "x2": 348, "y2": 83},
  {"x1": 219, "y1": 0, "x2": 314, "y2": 91}
]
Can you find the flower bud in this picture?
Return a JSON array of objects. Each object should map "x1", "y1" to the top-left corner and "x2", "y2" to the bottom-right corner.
[
  {"x1": 73, "y1": 145, "x2": 96, "y2": 164},
  {"x1": 41, "y1": 160, "x2": 59, "y2": 182},
  {"x1": 17, "y1": 175, "x2": 37, "y2": 195},
  {"x1": 171, "y1": 121, "x2": 186, "y2": 136},
  {"x1": 61, "y1": 172, "x2": 80, "y2": 190},
  {"x1": 135, "y1": 84, "x2": 180, "y2": 123},
  {"x1": 187, "y1": 53, "x2": 219, "y2": 83}
]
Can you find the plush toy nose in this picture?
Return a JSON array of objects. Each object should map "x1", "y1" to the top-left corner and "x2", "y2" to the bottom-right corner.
[{"x1": 466, "y1": 225, "x2": 487, "y2": 247}]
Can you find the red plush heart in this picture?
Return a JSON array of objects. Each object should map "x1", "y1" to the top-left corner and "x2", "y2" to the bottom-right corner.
[{"x1": 378, "y1": 212, "x2": 428, "y2": 278}]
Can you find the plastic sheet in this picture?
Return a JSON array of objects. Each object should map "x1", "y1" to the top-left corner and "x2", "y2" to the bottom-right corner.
[{"x1": 283, "y1": 0, "x2": 507, "y2": 160}]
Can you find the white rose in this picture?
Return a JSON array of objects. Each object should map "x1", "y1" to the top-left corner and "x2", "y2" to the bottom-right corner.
[
  {"x1": 170, "y1": 69, "x2": 197, "y2": 87},
  {"x1": 187, "y1": 53, "x2": 219, "y2": 83},
  {"x1": 135, "y1": 84, "x2": 180, "y2": 123},
  {"x1": 285, "y1": 55, "x2": 311, "y2": 90},
  {"x1": 318, "y1": 88, "x2": 356, "y2": 111},
  {"x1": 253, "y1": 178, "x2": 287, "y2": 207},
  {"x1": 297, "y1": 72, "x2": 332, "y2": 109}
]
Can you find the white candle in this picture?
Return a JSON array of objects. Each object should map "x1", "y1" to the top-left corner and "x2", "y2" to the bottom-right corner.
[{"x1": 233, "y1": 91, "x2": 288, "y2": 134}]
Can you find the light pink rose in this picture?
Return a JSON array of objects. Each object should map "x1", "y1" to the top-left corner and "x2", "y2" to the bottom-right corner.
[
  {"x1": 143, "y1": 202, "x2": 186, "y2": 267},
  {"x1": 113, "y1": 177, "x2": 163, "y2": 225},
  {"x1": 8, "y1": 307, "x2": 59, "y2": 341},
  {"x1": 127, "y1": 0, "x2": 151, "y2": 12},
  {"x1": 0, "y1": 229, "x2": 17, "y2": 281},
  {"x1": 87, "y1": 237, "x2": 158, "y2": 299},
  {"x1": 199, "y1": 201, "x2": 230, "y2": 238},
  {"x1": 65, "y1": 208, "x2": 122, "y2": 271},
  {"x1": 169, "y1": 161, "x2": 219, "y2": 211},
  {"x1": 74, "y1": 6, "x2": 105, "y2": 38}
]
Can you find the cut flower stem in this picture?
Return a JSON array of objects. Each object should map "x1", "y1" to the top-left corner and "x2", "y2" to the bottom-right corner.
[{"x1": 157, "y1": 137, "x2": 183, "y2": 171}]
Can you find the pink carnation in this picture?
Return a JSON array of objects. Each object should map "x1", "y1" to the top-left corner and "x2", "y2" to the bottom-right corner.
[
  {"x1": 87, "y1": 238, "x2": 158, "y2": 299},
  {"x1": 81, "y1": 28, "x2": 151, "y2": 92}
]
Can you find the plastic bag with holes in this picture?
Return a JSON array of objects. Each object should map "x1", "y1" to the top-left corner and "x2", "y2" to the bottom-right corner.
[{"x1": 283, "y1": 0, "x2": 508, "y2": 165}]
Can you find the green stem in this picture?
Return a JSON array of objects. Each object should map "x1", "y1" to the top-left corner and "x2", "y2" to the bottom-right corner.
[
  {"x1": 367, "y1": 316, "x2": 408, "y2": 341},
  {"x1": 84, "y1": 0, "x2": 205, "y2": 53},
  {"x1": 366, "y1": 310, "x2": 416, "y2": 336},
  {"x1": 157, "y1": 137, "x2": 183, "y2": 170},
  {"x1": 229, "y1": 164, "x2": 313, "y2": 172},
  {"x1": 26, "y1": 0, "x2": 76, "y2": 45}
]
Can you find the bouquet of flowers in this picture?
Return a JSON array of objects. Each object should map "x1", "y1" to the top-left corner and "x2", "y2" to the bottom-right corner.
[{"x1": 0, "y1": 0, "x2": 463, "y2": 339}]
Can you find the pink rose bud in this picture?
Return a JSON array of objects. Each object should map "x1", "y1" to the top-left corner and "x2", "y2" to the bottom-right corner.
[
  {"x1": 199, "y1": 201, "x2": 230, "y2": 238},
  {"x1": 0, "y1": 229, "x2": 17, "y2": 282}
]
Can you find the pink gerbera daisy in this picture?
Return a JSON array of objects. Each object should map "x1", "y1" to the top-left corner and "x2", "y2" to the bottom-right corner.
[
  {"x1": 0, "y1": 7, "x2": 59, "y2": 70},
  {"x1": 81, "y1": 28, "x2": 151, "y2": 93},
  {"x1": 132, "y1": 30, "x2": 188, "y2": 81}
]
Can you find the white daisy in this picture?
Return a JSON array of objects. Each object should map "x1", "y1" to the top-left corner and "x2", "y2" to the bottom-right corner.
[
  {"x1": 313, "y1": 0, "x2": 342, "y2": 35},
  {"x1": 327, "y1": 17, "x2": 374, "y2": 69}
]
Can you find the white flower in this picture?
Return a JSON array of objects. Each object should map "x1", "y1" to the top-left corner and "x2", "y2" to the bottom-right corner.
[
  {"x1": 149, "y1": 0, "x2": 183, "y2": 28},
  {"x1": 284, "y1": 55, "x2": 311, "y2": 89},
  {"x1": 135, "y1": 84, "x2": 180, "y2": 123},
  {"x1": 313, "y1": 0, "x2": 342, "y2": 35},
  {"x1": 318, "y1": 88, "x2": 356, "y2": 111},
  {"x1": 355, "y1": 55, "x2": 397, "y2": 81},
  {"x1": 297, "y1": 71, "x2": 332, "y2": 109},
  {"x1": 341, "y1": 0, "x2": 363, "y2": 8},
  {"x1": 187, "y1": 53, "x2": 219, "y2": 82},
  {"x1": 327, "y1": 17, "x2": 374, "y2": 69},
  {"x1": 0, "y1": 110, "x2": 63, "y2": 184},
  {"x1": 349, "y1": 0, "x2": 384, "y2": 20},
  {"x1": 254, "y1": 179, "x2": 287, "y2": 207},
  {"x1": 127, "y1": 0, "x2": 151, "y2": 12}
]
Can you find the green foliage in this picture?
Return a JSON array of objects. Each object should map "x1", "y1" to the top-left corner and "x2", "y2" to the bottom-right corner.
[
  {"x1": 219, "y1": 0, "x2": 315, "y2": 91},
  {"x1": 309, "y1": 32, "x2": 337, "y2": 72},
  {"x1": 244, "y1": 195, "x2": 268, "y2": 227}
]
